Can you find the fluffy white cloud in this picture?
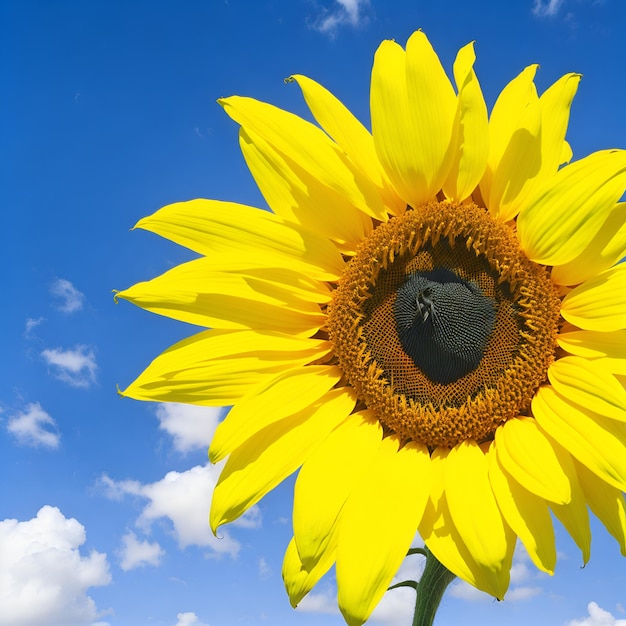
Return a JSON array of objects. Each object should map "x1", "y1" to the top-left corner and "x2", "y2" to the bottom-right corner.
[
  {"x1": 100, "y1": 464, "x2": 260, "y2": 558},
  {"x1": 568, "y1": 602, "x2": 626, "y2": 626},
  {"x1": 173, "y1": 612, "x2": 209, "y2": 626},
  {"x1": 155, "y1": 403, "x2": 224, "y2": 453},
  {"x1": 532, "y1": 0, "x2": 565, "y2": 17},
  {"x1": 50, "y1": 278, "x2": 85, "y2": 313},
  {"x1": 6, "y1": 402, "x2": 60, "y2": 448},
  {"x1": 0, "y1": 506, "x2": 111, "y2": 626},
  {"x1": 312, "y1": 0, "x2": 369, "y2": 34},
  {"x1": 41, "y1": 345, "x2": 97, "y2": 387},
  {"x1": 118, "y1": 531, "x2": 164, "y2": 571}
]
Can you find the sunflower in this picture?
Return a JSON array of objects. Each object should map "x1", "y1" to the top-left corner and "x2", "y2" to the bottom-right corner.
[{"x1": 117, "y1": 31, "x2": 626, "y2": 626}]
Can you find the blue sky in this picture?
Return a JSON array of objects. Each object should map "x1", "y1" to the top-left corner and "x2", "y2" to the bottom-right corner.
[{"x1": 1, "y1": 1, "x2": 625, "y2": 625}]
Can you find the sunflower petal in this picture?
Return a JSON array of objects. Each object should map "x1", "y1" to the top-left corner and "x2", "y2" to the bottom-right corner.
[
  {"x1": 537, "y1": 73, "x2": 581, "y2": 179},
  {"x1": 495, "y1": 417, "x2": 571, "y2": 504},
  {"x1": 371, "y1": 32, "x2": 456, "y2": 208},
  {"x1": 487, "y1": 443, "x2": 556, "y2": 574},
  {"x1": 336, "y1": 437, "x2": 431, "y2": 626},
  {"x1": 120, "y1": 329, "x2": 330, "y2": 406},
  {"x1": 481, "y1": 64, "x2": 540, "y2": 220},
  {"x1": 548, "y1": 356, "x2": 626, "y2": 422},
  {"x1": 209, "y1": 365, "x2": 343, "y2": 463},
  {"x1": 293, "y1": 412, "x2": 382, "y2": 569},
  {"x1": 547, "y1": 444, "x2": 591, "y2": 564},
  {"x1": 532, "y1": 386, "x2": 626, "y2": 491},
  {"x1": 574, "y1": 459, "x2": 626, "y2": 556},
  {"x1": 221, "y1": 96, "x2": 386, "y2": 222},
  {"x1": 444, "y1": 441, "x2": 515, "y2": 598},
  {"x1": 443, "y1": 41, "x2": 489, "y2": 202},
  {"x1": 558, "y1": 329, "x2": 626, "y2": 376},
  {"x1": 517, "y1": 150, "x2": 626, "y2": 266},
  {"x1": 210, "y1": 387, "x2": 356, "y2": 531},
  {"x1": 239, "y1": 127, "x2": 372, "y2": 254},
  {"x1": 560, "y1": 264, "x2": 626, "y2": 332},
  {"x1": 282, "y1": 536, "x2": 336, "y2": 607},
  {"x1": 115, "y1": 257, "x2": 325, "y2": 336},
  {"x1": 551, "y1": 202, "x2": 626, "y2": 286},
  {"x1": 419, "y1": 448, "x2": 509, "y2": 597},
  {"x1": 288, "y1": 74, "x2": 404, "y2": 215},
  {"x1": 134, "y1": 199, "x2": 345, "y2": 282}
]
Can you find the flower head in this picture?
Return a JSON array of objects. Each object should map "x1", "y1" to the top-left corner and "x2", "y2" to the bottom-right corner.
[{"x1": 118, "y1": 30, "x2": 626, "y2": 626}]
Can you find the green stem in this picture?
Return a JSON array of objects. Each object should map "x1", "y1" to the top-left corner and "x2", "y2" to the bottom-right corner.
[{"x1": 411, "y1": 547, "x2": 456, "y2": 626}]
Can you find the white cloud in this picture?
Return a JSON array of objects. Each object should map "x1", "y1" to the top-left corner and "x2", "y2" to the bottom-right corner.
[
  {"x1": 155, "y1": 403, "x2": 224, "y2": 453},
  {"x1": 532, "y1": 0, "x2": 565, "y2": 17},
  {"x1": 99, "y1": 464, "x2": 260, "y2": 558},
  {"x1": 312, "y1": 0, "x2": 369, "y2": 34},
  {"x1": 296, "y1": 587, "x2": 340, "y2": 615},
  {"x1": 50, "y1": 278, "x2": 85, "y2": 313},
  {"x1": 24, "y1": 316, "x2": 45, "y2": 336},
  {"x1": 173, "y1": 612, "x2": 209, "y2": 626},
  {"x1": 41, "y1": 345, "x2": 97, "y2": 387},
  {"x1": 118, "y1": 531, "x2": 164, "y2": 571},
  {"x1": 6, "y1": 402, "x2": 60, "y2": 448},
  {"x1": 0, "y1": 506, "x2": 111, "y2": 626},
  {"x1": 568, "y1": 602, "x2": 626, "y2": 626}
]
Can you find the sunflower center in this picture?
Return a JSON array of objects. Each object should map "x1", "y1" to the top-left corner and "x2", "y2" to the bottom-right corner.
[
  {"x1": 394, "y1": 268, "x2": 496, "y2": 384},
  {"x1": 328, "y1": 201, "x2": 561, "y2": 449}
]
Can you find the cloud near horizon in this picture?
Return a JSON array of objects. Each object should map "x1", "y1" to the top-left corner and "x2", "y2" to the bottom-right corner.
[
  {"x1": 0, "y1": 506, "x2": 111, "y2": 626},
  {"x1": 99, "y1": 464, "x2": 261, "y2": 559}
]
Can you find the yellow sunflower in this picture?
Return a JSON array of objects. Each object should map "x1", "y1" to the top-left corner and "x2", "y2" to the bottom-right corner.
[{"x1": 117, "y1": 31, "x2": 626, "y2": 626}]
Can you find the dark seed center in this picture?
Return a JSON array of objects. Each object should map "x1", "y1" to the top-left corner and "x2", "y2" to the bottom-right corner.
[{"x1": 393, "y1": 267, "x2": 496, "y2": 384}]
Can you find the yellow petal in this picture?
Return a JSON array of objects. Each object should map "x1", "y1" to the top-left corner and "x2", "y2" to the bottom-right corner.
[
  {"x1": 134, "y1": 199, "x2": 345, "y2": 282},
  {"x1": 557, "y1": 329, "x2": 626, "y2": 376},
  {"x1": 546, "y1": 444, "x2": 591, "y2": 564},
  {"x1": 120, "y1": 329, "x2": 330, "y2": 406},
  {"x1": 443, "y1": 41, "x2": 489, "y2": 202},
  {"x1": 537, "y1": 73, "x2": 581, "y2": 180},
  {"x1": 371, "y1": 32, "x2": 456, "y2": 208},
  {"x1": 209, "y1": 365, "x2": 343, "y2": 463},
  {"x1": 548, "y1": 356, "x2": 626, "y2": 422},
  {"x1": 551, "y1": 202, "x2": 626, "y2": 286},
  {"x1": 336, "y1": 437, "x2": 431, "y2": 626},
  {"x1": 288, "y1": 74, "x2": 404, "y2": 215},
  {"x1": 532, "y1": 386, "x2": 626, "y2": 491},
  {"x1": 444, "y1": 441, "x2": 515, "y2": 598},
  {"x1": 293, "y1": 412, "x2": 382, "y2": 569},
  {"x1": 282, "y1": 536, "x2": 336, "y2": 607},
  {"x1": 419, "y1": 448, "x2": 507, "y2": 597},
  {"x1": 115, "y1": 258, "x2": 325, "y2": 336},
  {"x1": 210, "y1": 387, "x2": 356, "y2": 531},
  {"x1": 574, "y1": 459, "x2": 626, "y2": 556},
  {"x1": 480, "y1": 64, "x2": 540, "y2": 220},
  {"x1": 517, "y1": 150, "x2": 626, "y2": 266},
  {"x1": 560, "y1": 263, "x2": 626, "y2": 332},
  {"x1": 487, "y1": 443, "x2": 556, "y2": 574},
  {"x1": 239, "y1": 127, "x2": 372, "y2": 254},
  {"x1": 495, "y1": 417, "x2": 571, "y2": 504},
  {"x1": 221, "y1": 95, "x2": 387, "y2": 222}
]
